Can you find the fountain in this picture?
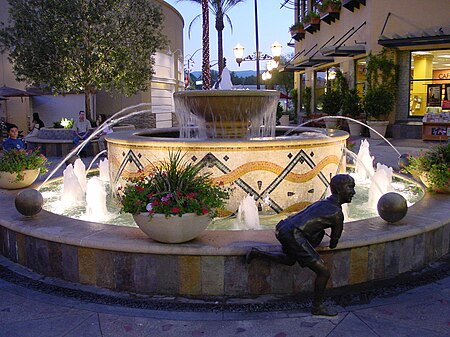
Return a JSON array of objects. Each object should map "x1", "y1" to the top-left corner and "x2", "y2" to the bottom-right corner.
[
  {"x1": 0, "y1": 92, "x2": 448, "y2": 303},
  {"x1": 107, "y1": 90, "x2": 348, "y2": 216}
]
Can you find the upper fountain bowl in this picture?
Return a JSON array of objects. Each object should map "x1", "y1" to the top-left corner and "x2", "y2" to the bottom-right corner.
[{"x1": 173, "y1": 90, "x2": 279, "y2": 139}]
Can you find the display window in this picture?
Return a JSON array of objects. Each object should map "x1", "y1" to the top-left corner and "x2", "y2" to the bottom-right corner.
[
  {"x1": 410, "y1": 49, "x2": 450, "y2": 117},
  {"x1": 314, "y1": 66, "x2": 340, "y2": 112}
]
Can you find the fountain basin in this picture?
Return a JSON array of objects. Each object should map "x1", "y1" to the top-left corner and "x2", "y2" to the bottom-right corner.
[
  {"x1": 173, "y1": 90, "x2": 279, "y2": 138},
  {"x1": 0, "y1": 186, "x2": 448, "y2": 297},
  {"x1": 106, "y1": 128, "x2": 348, "y2": 215}
]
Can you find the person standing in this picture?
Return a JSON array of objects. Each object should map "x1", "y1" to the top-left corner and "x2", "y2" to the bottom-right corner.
[
  {"x1": 246, "y1": 174, "x2": 356, "y2": 316},
  {"x1": 72, "y1": 110, "x2": 92, "y2": 145},
  {"x1": 2, "y1": 124, "x2": 25, "y2": 151}
]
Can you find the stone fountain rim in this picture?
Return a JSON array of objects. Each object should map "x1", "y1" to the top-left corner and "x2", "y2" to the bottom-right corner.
[
  {"x1": 173, "y1": 89, "x2": 280, "y2": 97},
  {"x1": 1, "y1": 172, "x2": 444, "y2": 258},
  {"x1": 106, "y1": 127, "x2": 349, "y2": 146}
]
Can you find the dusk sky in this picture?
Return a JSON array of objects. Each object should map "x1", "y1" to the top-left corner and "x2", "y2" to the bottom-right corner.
[{"x1": 164, "y1": 1, "x2": 295, "y2": 73}]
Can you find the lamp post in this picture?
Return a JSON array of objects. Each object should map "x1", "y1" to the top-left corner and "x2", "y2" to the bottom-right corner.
[{"x1": 233, "y1": 41, "x2": 282, "y2": 89}]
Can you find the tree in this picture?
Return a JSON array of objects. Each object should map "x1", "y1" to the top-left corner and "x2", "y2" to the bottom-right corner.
[
  {"x1": 0, "y1": 0, "x2": 167, "y2": 116},
  {"x1": 179, "y1": 0, "x2": 246, "y2": 76},
  {"x1": 265, "y1": 55, "x2": 294, "y2": 95}
]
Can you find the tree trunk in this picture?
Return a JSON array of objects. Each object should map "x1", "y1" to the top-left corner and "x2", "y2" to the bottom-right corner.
[
  {"x1": 201, "y1": 0, "x2": 210, "y2": 90},
  {"x1": 84, "y1": 90, "x2": 92, "y2": 121},
  {"x1": 215, "y1": 14, "x2": 224, "y2": 76}
]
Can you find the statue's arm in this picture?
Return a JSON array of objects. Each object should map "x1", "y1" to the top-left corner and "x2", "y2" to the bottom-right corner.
[{"x1": 329, "y1": 213, "x2": 344, "y2": 249}]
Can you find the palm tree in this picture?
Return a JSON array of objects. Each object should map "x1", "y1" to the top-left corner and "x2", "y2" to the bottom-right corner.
[
  {"x1": 179, "y1": 0, "x2": 246, "y2": 76},
  {"x1": 202, "y1": 0, "x2": 211, "y2": 89}
]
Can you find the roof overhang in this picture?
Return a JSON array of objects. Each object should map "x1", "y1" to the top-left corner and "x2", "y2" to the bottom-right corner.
[
  {"x1": 378, "y1": 34, "x2": 450, "y2": 48},
  {"x1": 297, "y1": 55, "x2": 334, "y2": 67},
  {"x1": 321, "y1": 44, "x2": 366, "y2": 57},
  {"x1": 279, "y1": 65, "x2": 306, "y2": 73}
]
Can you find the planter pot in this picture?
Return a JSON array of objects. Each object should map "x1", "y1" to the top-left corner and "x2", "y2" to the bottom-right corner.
[
  {"x1": 324, "y1": 117, "x2": 339, "y2": 129},
  {"x1": 366, "y1": 120, "x2": 389, "y2": 139},
  {"x1": 419, "y1": 173, "x2": 450, "y2": 193},
  {"x1": 0, "y1": 169, "x2": 40, "y2": 190},
  {"x1": 279, "y1": 115, "x2": 290, "y2": 126},
  {"x1": 133, "y1": 213, "x2": 211, "y2": 243},
  {"x1": 347, "y1": 120, "x2": 364, "y2": 136}
]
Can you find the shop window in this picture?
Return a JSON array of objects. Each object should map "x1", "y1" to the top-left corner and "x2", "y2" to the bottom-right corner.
[
  {"x1": 409, "y1": 49, "x2": 450, "y2": 117},
  {"x1": 315, "y1": 66, "x2": 340, "y2": 112},
  {"x1": 299, "y1": 73, "x2": 307, "y2": 111},
  {"x1": 355, "y1": 58, "x2": 366, "y2": 97}
]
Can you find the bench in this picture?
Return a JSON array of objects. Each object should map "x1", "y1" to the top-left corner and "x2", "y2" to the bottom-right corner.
[{"x1": 26, "y1": 136, "x2": 99, "y2": 157}]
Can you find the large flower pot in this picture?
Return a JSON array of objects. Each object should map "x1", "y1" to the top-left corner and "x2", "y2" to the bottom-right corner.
[
  {"x1": 324, "y1": 117, "x2": 339, "y2": 129},
  {"x1": 347, "y1": 120, "x2": 364, "y2": 136},
  {"x1": 132, "y1": 213, "x2": 211, "y2": 243},
  {"x1": 0, "y1": 169, "x2": 40, "y2": 190},
  {"x1": 419, "y1": 173, "x2": 450, "y2": 193},
  {"x1": 366, "y1": 120, "x2": 389, "y2": 139}
]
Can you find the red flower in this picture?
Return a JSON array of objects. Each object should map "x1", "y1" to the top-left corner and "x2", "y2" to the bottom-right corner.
[
  {"x1": 171, "y1": 207, "x2": 181, "y2": 214},
  {"x1": 186, "y1": 192, "x2": 196, "y2": 199},
  {"x1": 201, "y1": 207, "x2": 209, "y2": 215},
  {"x1": 135, "y1": 186, "x2": 145, "y2": 191}
]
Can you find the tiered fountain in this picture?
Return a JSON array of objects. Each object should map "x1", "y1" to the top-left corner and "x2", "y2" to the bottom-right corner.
[{"x1": 0, "y1": 89, "x2": 448, "y2": 303}]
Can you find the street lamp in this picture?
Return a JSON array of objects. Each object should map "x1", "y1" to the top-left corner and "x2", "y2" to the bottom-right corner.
[{"x1": 233, "y1": 41, "x2": 282, "y2": 88}]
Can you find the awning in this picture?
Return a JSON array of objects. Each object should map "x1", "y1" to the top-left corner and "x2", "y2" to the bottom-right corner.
[
  {"x1": 279, "y1": 65, "x2": 306, "y2": 73},
  {"x1": 321, "y1": 44, "x2": 366, "y2": 57},
  {"x1": 297, "y1": 55, "x2": 334, "y2": 67},
  {"x1": 379, "y1": 33, "x2": 450, "y2": 48}
]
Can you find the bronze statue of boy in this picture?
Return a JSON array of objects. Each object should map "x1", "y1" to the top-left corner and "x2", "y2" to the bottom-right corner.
[{"x1": 246, "y1": 174, "x2": 356, "y2": 316}]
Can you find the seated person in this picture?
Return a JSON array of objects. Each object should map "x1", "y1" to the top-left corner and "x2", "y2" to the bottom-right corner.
[
  {"x1": 73, "y1": 110, "x2": 92, "y2": 145},
  {"x1": 2, "y1": 124, "x2": 25, "y2": 151},
  {"x1": 25, "y1": 112, "x2": 45, "y2": 140}
]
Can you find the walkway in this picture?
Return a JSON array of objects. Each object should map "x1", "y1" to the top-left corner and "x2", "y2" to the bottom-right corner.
[{"x1": 0, "y1": 137, "x2": 449, "y2": 337}]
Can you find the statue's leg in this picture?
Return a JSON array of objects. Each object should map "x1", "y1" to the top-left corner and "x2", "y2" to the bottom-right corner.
[
  {"x1": 307, "y1": 260, "x2": 337, "y2": 316},
  {"x1": 245, "y1": 247, "x2": 296, "y2": 265}
]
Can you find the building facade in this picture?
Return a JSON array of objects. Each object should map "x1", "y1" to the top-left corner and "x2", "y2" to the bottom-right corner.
[
  {"x1": 286, "y1": 0, "x2": 450, "y2": 138},
  {"x1": 0, "y1": 0, "x2": 184, "y2": 134}
]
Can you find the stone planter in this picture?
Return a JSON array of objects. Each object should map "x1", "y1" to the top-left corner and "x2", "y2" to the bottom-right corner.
[
  {"x1": 324, "y1": 117, "x2": 339, "y2": 129},
  {"x1": 366, "y1": 120, "x2": 389, "y2": 140},
  {"x1": 0, "y1": 169, "x2": 40, "y2": 190},
  {"x1": 347, "y1": 120, "x2": 364, "y2": 136},
  {"x1": 133, "y1": 212, "x2": 211, "y2": 243},
  {"x1": 279, "y1": 115, "x2": 290, "y2": 126},
  {"x1": 419, "y1": 173, "x2": 450, "y2": 193}
]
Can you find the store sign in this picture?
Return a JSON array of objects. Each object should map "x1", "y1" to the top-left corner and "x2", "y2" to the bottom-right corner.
[{"x1": 442, "y1": 100, "x2": 450, "y2": 110}]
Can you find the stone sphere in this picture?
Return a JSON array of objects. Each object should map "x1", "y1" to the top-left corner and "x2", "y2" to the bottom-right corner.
[
  {"x1": 377, "y1": 192, "x2": 408, "y2": 223},
  {"x1": 15, "y1": 188, "x2": 44, "y2": 217},
  {"x1": 398, "y1": 154, "x2": 410, "y2": 170}
]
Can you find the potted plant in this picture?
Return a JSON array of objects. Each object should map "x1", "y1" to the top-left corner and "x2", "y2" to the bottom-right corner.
[
  {"x1": 289, "y1": 22, "x2": 305, "y2": 41},
  {"x1": 318, "y1": 0, "x2": 341, "y2": 23},
  {"x1": 342, "y1": 88, "x2": 364, "y2": 135},
  {"x1": 120, "y1": 151, "x2": 230, "y2": 243},
  {"x1": 363, "y1": 50, "x2": 398, "y2": 139},
  {"x1": 318, "y1": 0, "x2": 342, "y2": 12},
  {"x1": 321, "y1": 89, "x2": 342, "y2": 129},
  {"x1": 0, "y1": 149, "x2": 49, "y2": 189},
  {"x1": 403, "y1": 143, "x2": 450, "y2": 193},
  {"x1": 302, "y1": 11, "x2": 320, "y2": 33}
]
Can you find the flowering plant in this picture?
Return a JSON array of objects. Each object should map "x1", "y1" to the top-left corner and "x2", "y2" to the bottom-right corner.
[
  {"x1": 402, "y1": 143, "x2": 450, "y2": 191},
  {"x1": 0, "y1": 149, "x2": 49, "y2": 181},
  {"x1": 120, "y1": 152, "x2": 230, "y2": 218}
]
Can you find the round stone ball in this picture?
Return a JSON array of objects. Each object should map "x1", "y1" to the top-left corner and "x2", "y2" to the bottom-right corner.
[
  {"x1": 377, "y1": 192, "x2": 408, "y2": 223},
  {"x1": 15, "y1": 188, "x2": 44, "y2": 217},
  {"x1": 398, "y1": 154, "x2": 410, "y2": 170}
]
